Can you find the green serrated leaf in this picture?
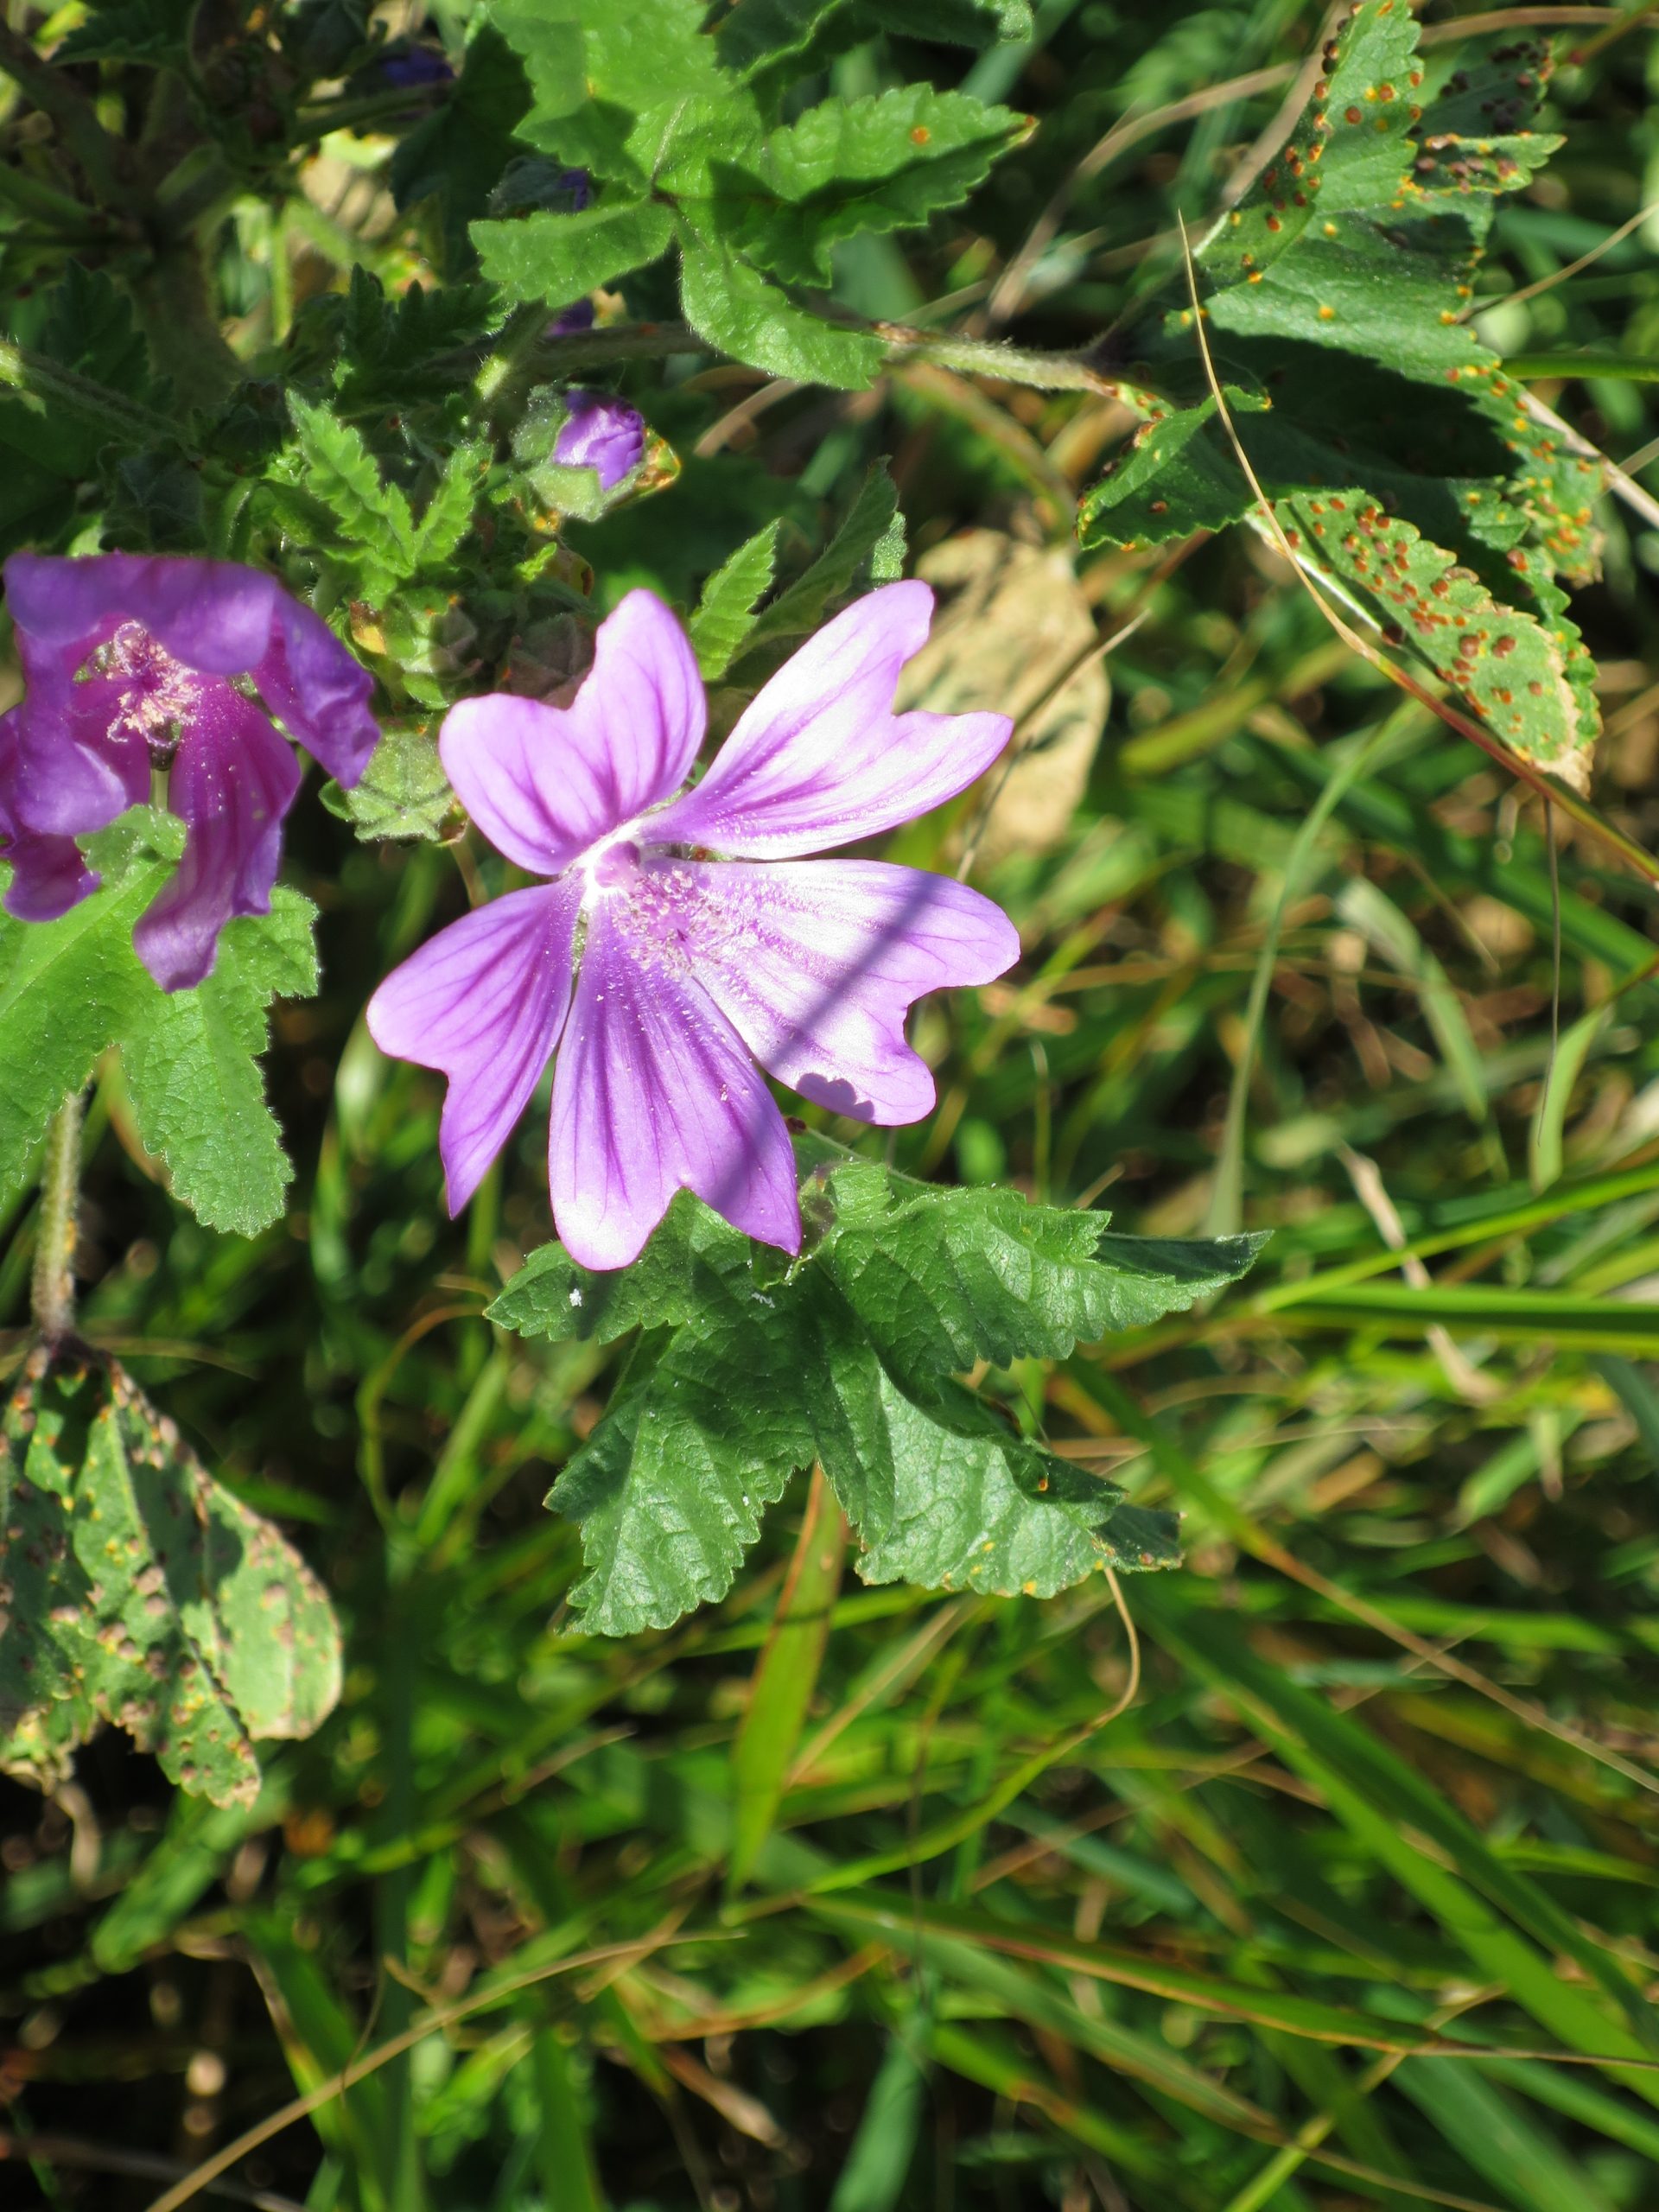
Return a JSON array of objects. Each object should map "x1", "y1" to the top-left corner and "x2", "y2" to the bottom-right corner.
[
  {"x1": 315, "y1": 270, "x2": 498, "y2": 410},
  {"x1": 1081, "y1": 3, "x2": 1595, "y2": 783},
  {"x1": 1078, "y1": 389, "x2": 1264, "y2": 547},
  {"x1": 818, "y1": 1161, "x2": 1262, "y2": 1375},
  {"x1": 284, "y1": 394, "x2": 416, "y2": 596},
  {"x1": 488, "y1": 0, "x2": 1020, "y2": 384},
  {"x1": 0, "y1": 1347, "x2": 341, "y2": 1808},
  {"x1": 321, "y1": 724, "x2": 458, "y2": 844},
  {"x1": 506, "y1": 1163, "x2": 1254, "y2": 1632},
  {"x1": 735, "y1": 86, "x2": 1028, "y2": 287},
  {"x1": 474, "y1": 198, "x2": 677, "y2": 311},
  {"x1": 495, "y1": 0, "x2": 735, "y2": 184},
  {"x1": 548, "y1": 1249, "x2": 817, "y2": 1636},
  {"x1": 120, "y1": 892, "x2": 320, "y2": 1236},
  {"x1": 54, "y1": 0, "x2": 191, "y2": 64},
  {"x1": 807, "y1": 1276, "x2": 1170, "y2": 1599},
  {"x1": 1279, "y1": 491, "x2": 1590, "y2": 789},
  {"x1": 678, "y1": 231, "x2": 885, "y2": 389},
  {"x1": 0, "y1": 264, "x2": 169, "y2": 553},
  {"x1": 412, "y1": 437, "x2": 489, "y2": 568},
  {"x1": 688, "y1": 522, "x2": 783, "y2": 678},
  {"x1": 491, "y1": 1192, "x2": 753, "y2": 1344},
  {"x1": 741, "y1": 460, "x2": 899, "y2": 656},
  {"x1": 0, "y1": 835, "x2": 172, "y2": 1202}
]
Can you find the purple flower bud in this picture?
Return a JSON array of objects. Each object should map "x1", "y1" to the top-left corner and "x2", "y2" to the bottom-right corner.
[
  {"x1": 546, "y1": 300, "x2": 596, "y2": 339},
  {"x1": 379, "y1": 44, "x2": 454, "y2": 87},
  {"x1": 0, "y1": 553, "x2": 378, "y2": 990},
  {"x1": 552, "y1": 391, "x2": 645, "y2": 493}
]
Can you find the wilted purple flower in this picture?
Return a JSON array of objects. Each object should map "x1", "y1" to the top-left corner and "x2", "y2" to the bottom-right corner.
[
  {"x1": 552, "y1": 392, "x2": 645, "y2": 491},
  {"x1": 0, "y1": 552, "x2": 378, "y2": 989},
  {"x1": 366, "y1": 584, "x2": 1017, "y2": 1269}
]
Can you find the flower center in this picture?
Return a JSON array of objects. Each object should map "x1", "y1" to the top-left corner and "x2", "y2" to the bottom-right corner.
[
  {"x1": 587, "y1": 835, "x2": 644, "y2": 889},
  {"x1": 84, "y1": 621, "x2": 206, "y2": 765}
]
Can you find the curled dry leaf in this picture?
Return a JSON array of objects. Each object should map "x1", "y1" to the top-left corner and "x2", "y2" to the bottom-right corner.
[{"x1": 897, "y1": 529, "x2": 1108, "y2": 868}]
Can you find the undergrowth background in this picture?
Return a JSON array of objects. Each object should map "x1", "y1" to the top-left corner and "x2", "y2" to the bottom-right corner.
[{"x1": 9, "y1": 2, "x2": 1659, "y2": 2209}]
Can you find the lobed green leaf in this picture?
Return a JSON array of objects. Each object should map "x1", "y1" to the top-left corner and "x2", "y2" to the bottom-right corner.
[
  {"x1": 0, "y1": 823, "x2": 175, "y2": 1201},
  {"x1": 497, "y1": 1160, "x2": 1258, "y2": 1633},
  {"x1": 735, "y1": 86, "x2": 1030, "y2": 288},
  {"x1": 120, "y1": 892, "x2": 320, "y2": 1237},
  {"x1": 688, "y1": 521, "x2": 784, "y2": 679},
  {"x1": 474, "y1": 200, "x2": 676, "y2": 312},
  {"x1": 321, "y1": 723, "x2": 458, "y2": 844}
]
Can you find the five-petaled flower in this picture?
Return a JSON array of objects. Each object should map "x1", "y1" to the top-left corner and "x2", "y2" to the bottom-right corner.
[
  {"x1": 367, "y1": 584, "x2": 1018, "y2": 1269},
  {"x1": 0, "y1": 552, "x2": 378, "y2": 990}
]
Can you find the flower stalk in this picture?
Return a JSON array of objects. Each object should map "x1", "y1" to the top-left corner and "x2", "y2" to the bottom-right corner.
[
  {"x1": 31, "y1": 1091, "x2": 84, "y2": 1344},
  {"x1": 0, "y1": 339, "x2": 181, "y2": 448}
]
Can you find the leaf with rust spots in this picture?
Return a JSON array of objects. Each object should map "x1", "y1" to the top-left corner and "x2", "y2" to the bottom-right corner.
[
  {"x1": 0, "y1": 1346, "x2": 340, "y2": 1808},
  {"x1": 1081, "y1": 1, "x2": 1597, "y2": 789},
  {"x1": 1282, "y1": 494, "x2": 1592, "y2": 791}
]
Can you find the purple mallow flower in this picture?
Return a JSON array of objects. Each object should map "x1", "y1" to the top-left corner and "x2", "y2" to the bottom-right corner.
[
  {"x1": 552, "y1": 391, "x2": 645, "y2": 491},
  {"x1": 0, "y1": 552, "x2": 378, "y2": 990},
  {"x1": 367, "y1": 583, "x2": 1018, "y2": 1270}
]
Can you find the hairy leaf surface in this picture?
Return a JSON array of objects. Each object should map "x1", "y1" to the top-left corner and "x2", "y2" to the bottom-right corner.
[{"x1": 495, "y1": 1164, "x2": 1258, "y2": 1633}]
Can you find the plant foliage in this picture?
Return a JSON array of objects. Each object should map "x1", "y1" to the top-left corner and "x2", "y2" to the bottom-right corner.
[
  {"x1": 3, "y1": 0, "x2": 1659, "y2": 2203},
  {"x1": 492, "y1": 1157, "x2": 1259, "y2": 1630}
]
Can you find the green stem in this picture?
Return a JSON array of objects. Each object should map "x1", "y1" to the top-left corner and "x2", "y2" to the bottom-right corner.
[
  {"x1": 476, "y1": 303, "x2": 558, "y2": 408},
  {"x1": 876, "y1": 320, "x2": 1135, "y2": 394},
  {"x1": 31, "y1": 1093, "x2": 84, "y2": 1345},
  {"x1": 0, "y1": 160, "x2": 116, "y2": 233},
  {"x1": 291, "y1": 85, "x2": 447, "y2": 143},
  {"x1": 1503, "y1": 351, "x2": 1659, "y2": 382},
  {"x1": 0, "y1": 335, "x2": 182, "y2": 443},
  {"x1": 524, "y1": 318, "x2": 1144, "y2": 398},
  {"x1": 0, "y1": 20, "x2": 137, "y2": 209},
  {"x1": 130, "y1": 242, "x2": 244, "y2": 406}
]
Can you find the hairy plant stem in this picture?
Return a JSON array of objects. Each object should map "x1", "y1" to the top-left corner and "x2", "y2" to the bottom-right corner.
[
  {"x1": 523, "y1": 318, "x2": 1147, "y2": 399},
  {"x1": 132, "y1": 242, "x2": 244, "y2": 408},
  {"x1": 31, "y1": 1094, "x2": 85, "y2": 1345},
  {"x1": 0, "y1": 159, "x2": 118, "y2": 234},
  {"x1": 0, "y1": 336, "x2": 181, "y2": 444},
  {"x1": 292, "y1": 84, "x2": 446, "y2": 143}
]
